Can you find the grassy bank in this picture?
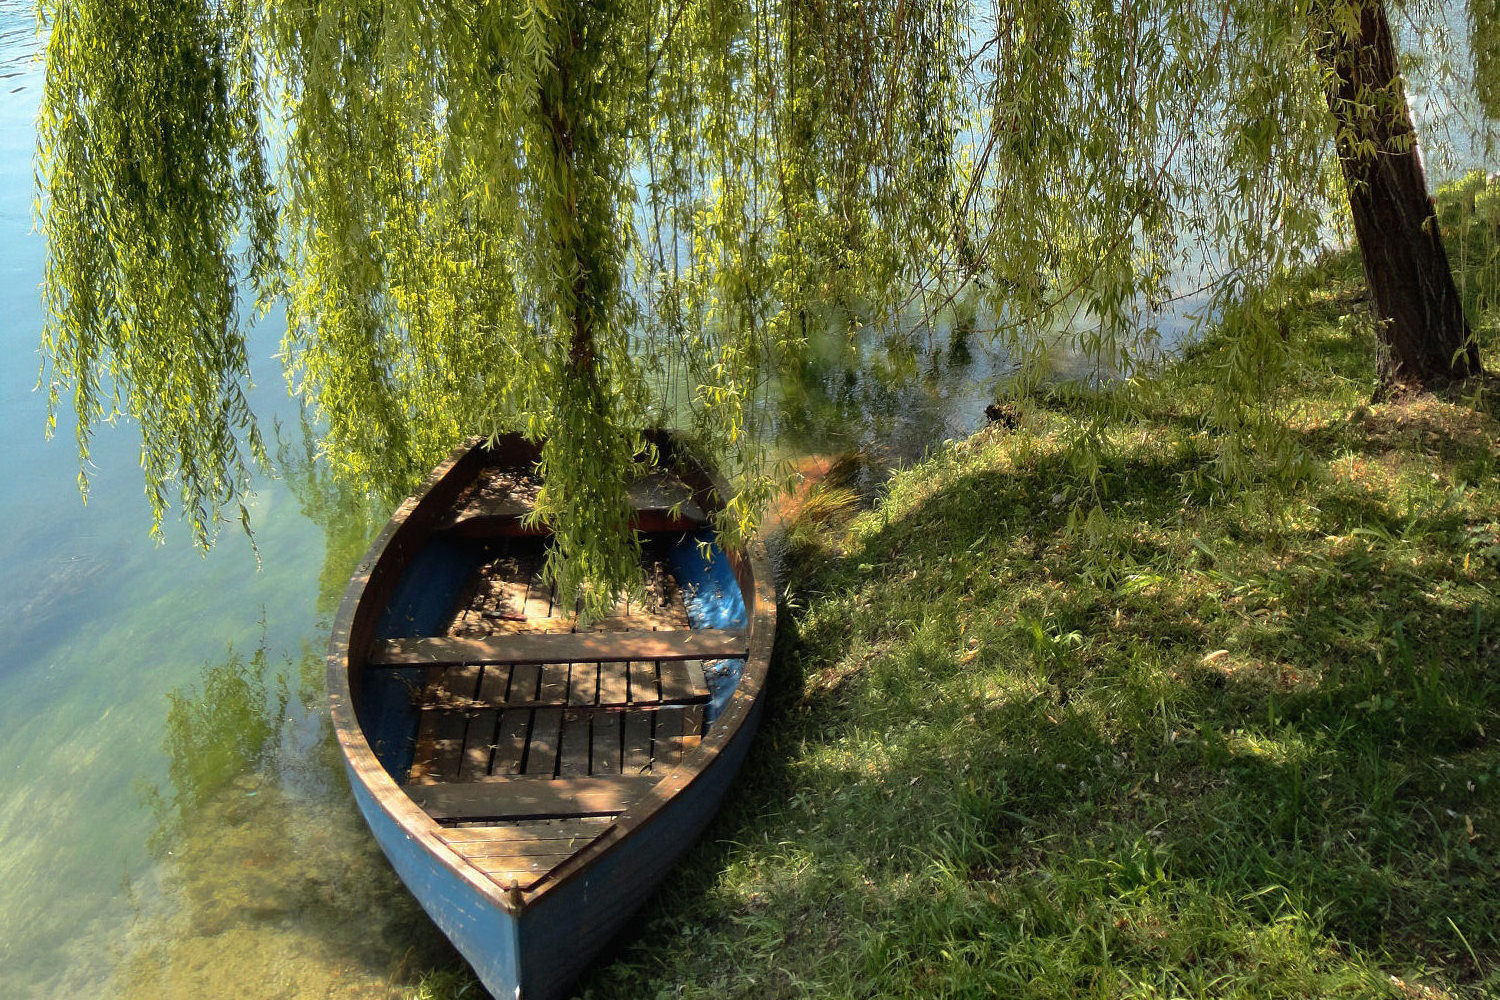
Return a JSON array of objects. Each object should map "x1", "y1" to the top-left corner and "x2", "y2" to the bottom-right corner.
[{"x1": 418, "y1": 251, "x2": 1500, "y2": 999}]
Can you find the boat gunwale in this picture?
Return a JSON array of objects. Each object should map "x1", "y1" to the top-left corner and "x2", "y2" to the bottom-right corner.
[{"x1": 326, "y1": 432, "x2": 776, "y2": 913}]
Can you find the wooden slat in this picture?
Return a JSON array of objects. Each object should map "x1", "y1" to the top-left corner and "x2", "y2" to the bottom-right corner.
[
  {"x1": 435, "y1": 663, "x2": 483, "y2": 701},
  {"x1": 442, "y1": 838, "x2": 581, "y2": 889},
  {"x1": 681, "y1": 703, "x2": 705, "y2": 752},
  {"x1": 450, "y1": 612, "x2": 689, "y2": 637},
  {"x1": 491, "y1": 709, "x2": 531, "y2": 775},
  {"x1": 596, "y1": 662, "x2": 629, "y2": 706},
  {"x1": 657, "y1": 658, "x2": 710, "y2": 704},
  {"x1": 448, "y1": 836, "x2": 596, "y2": 860},
  {"x1": 476, "y1": 664, "x2": 509, "y2": 705},
  {"x1": 572, "y1": 611, "x2": 689, "y2": 633},
  {"x1": 452, "y1": 616, "x2": 577, "y2": 636},
  {"x1": 407, "y1": 774, "x2": 658, "y2": 821},
  {"x1": 537, "y1": 663, "x2": 570, "y2": 705},
  {"x1": 568, "y1": 663, "x2": 599, "y2": 706},
  {"x1": 558, "y1": 710, "x2": 592, "y2": 777},
  {"x1": 409, "y1": 696, "x2": 443, "y2": 784},
  {"x1": 442, "y1": 511, "x2": 705, "y2": 538},
  {"x1": 430, "y1": 693, "x2": 706, "y2": 713},
  {"x1": 592, "y1": 711, "x2": 622, "y2": 775},
  {"x1": 524, "y1": 560, "x2": 553, "y2": 618},
  {"x1": 655, "y1": 707, "x2": 686, "y2": 769},
  {"x1": 460, "y1": 709, "x2": 498, "y2": 780},
  {"x1": 461, "y1": 496, "x2": 532, "y2": 519},
  {"x1": 372, "y1": 628, "x2": 748, "y2": 667},
  {"x1": 429, "y1": 710, "x2": 467, "y2": 780},
  {"x1": 439, "y1": 817, "x2": 615, "y2": 843},
  {"x1": 492, "y1": 576, "x2": 531, "y2": 621},
  {"x1": 657, "y1": 601, "x2": 692, "y2": 629},
  {"x1": 465, "y1": 853, "x2": 576, "y2": 884},
  {"x1": 525, "y1": 707, "x2": 562, "y2": 777},
  {"x1": 507, "y1": 663, "x2": 541, "y2": 704},
  {"x1": 655, "y1": 703, "x2": 706, "y2": 765},
  {"x1": 622, "y1": 710, "x2": 653, "y2": 774},
  {"x1": 462, "y1": 851, "x2": 573, "y2": 869},
  {"x1": 628, "y1": 660, "x2": 659, "y2": 704}
]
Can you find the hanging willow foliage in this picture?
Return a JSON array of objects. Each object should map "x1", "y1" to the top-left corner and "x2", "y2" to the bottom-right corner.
[
  {"x1": 36, "y1": 0, "x2": 1495, "y2": 600},
  {"x1": 38, "y1": 0, "x2": 277, "y2": 545}
]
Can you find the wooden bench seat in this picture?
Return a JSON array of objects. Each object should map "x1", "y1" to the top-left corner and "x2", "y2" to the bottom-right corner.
[
  {"x1": 370, "y1": 628, "x2": 748, "y2": 667},
  {"x1": 440, "y1": 471, "x2": 708, "y2": 537},
  {"x1": 407, "y1": 774, "x2": 659, "y2": 822}
]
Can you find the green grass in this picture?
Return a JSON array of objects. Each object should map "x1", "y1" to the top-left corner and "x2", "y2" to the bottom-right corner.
[{"x1": 416, "y1": 241, "x2": 1500, "y2": 1000}]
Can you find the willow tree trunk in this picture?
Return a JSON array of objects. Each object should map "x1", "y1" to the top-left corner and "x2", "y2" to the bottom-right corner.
[{"x1": 1320, "y1": 0, "x2": 1483, "y2": 389}]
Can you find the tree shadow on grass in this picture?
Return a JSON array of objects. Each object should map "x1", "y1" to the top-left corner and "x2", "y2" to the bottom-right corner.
[{"x1": 588, "y1": 430, "x2": 1500, "y2": 999}]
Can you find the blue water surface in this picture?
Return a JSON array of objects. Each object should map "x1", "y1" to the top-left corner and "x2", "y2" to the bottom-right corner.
[{"x1": 0, "y1": 9, "x2": 436, "y2": 998}]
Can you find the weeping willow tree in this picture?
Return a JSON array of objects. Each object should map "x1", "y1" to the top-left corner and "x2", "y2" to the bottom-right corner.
[{"x1": 36, "y1": 0, "x2": 1497, "y2": 600}]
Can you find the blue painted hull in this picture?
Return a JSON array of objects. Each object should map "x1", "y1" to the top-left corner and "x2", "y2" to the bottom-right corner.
[
  {"x1": 347, "y1": 767, "x2": 523, "y2": 996},
  {"x1": 516, "y1": 692, "x2": 765, "y2": 1000},
  {"x1": 349, "y1": 688, "x2": 766, "y2": 1000}
]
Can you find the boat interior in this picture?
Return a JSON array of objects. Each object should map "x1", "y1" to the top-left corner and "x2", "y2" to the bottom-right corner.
[
  {"x1": 355, "y1": 462, "x2": 752, "y2": 892},
  {"x1": 409, "y1": 541, "x2": 714, "y2": 791}
]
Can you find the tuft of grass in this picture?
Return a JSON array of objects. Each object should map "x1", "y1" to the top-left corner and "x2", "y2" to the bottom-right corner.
[
  {"x1": 405, "y1": 969, "x2": 481, "y2": 1000},
  {"x1": 423, "y1": 237, "x2": 1500, "y2": 1000}
]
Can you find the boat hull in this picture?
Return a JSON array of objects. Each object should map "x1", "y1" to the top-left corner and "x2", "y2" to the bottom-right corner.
[
  {"x1": 329, "y1": 434, "x2": 776, "y2": 1000},
  {"x1": 346, "y1": 765, "x2": 524, "y2": 994},
  {"x1": 347, "y1": 689, "x2": 765, "y2": 1000},
  {"x1": 515, "y1": 692, "x2": 765, "y2": 1000}
]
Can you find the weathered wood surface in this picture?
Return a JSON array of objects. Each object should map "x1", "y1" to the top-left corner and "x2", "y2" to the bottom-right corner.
[
  {"x1": 410, "y1": 697, "x2": 711, "y2": 787},
  {"x1": 525, "y1": 708, "x2": 563, "y2": 777},
  {"x1": 658, "y1": 659, "x2": 708, "y2": 703},
  {"x1": 408, "y1": 774, "x2": 659, "y2": 821},
  {"x1": 447, "y1": 544, "x2": 691, "y2": 636},
  {"x1": 442, "y1": 470, "x2": 708, "y2": 537},
  {"x1": 568, "y1": 664, "x2": 598, "y2": 707},
  {"x1": 557, "y1": 709, "x2": 592, "y2": 777},
  {"x1": 430, "y1": 710, "x2": 466, "y2": 780},
  {"x1": 371, "y1": 629, "x2": 747, "y2": 667},
  {"x1": 439, "y1": 819, "x2": 595, "y2": 888},
  {"x1": 622, "y1": 710, "x2": 653, "y2": 774},
  {"x1": 596, "y1": 662, "x2": 630, "y2": 706},
  {"x1": 653, "y1": 706, "x2": 699, "y2": 769},
  {"x1": 440, "y1": 816, "x2": 615, "y2": 843},
  {"x1": 460, "y1": 709, "x2": 499, "y2": 780},
  {"x1": 537, "y1": 664, "x2": 569, "y2": 705},
  {"x1": 507, "y1": 663, "x2": 542, "y2": 702},
  {"x1": 464, "y1": 853, "x2": 577, "y2": 886},
  {"x1": 591, "y1": 712, "x2": 622, "y2": 776},
  {"x1": 493, "y1": 710, "x2": 531, "y2": 775}
]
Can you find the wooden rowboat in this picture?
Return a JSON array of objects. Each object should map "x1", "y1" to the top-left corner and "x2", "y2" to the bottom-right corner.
[{"x1": 327, "y1": 433, "x2": 776, "y2": 1000}]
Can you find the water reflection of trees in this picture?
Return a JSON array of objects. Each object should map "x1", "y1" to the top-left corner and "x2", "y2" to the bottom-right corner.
[
  {"x1": 143, "y1": 644, "x2": 286, "y2": 846},
  {"x1": 124, "y1": 635, "x2": 451, "y2": 1000},
  {"x1": 772, "y1": 304, "x2": 996, "y2": 472},
  {"x1": 274, "y1": 415, "x2": 395, "y2": 618}
]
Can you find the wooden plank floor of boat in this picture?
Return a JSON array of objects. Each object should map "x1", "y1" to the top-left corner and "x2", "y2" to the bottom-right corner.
[
  {"x1": 406, "y1": 660, "x2": 712, "y2": 790},
  {"x1": 401, "y1": 662, "x2": 712, "y2": 890},
  {"x1": 391, "y1": 537, "x2": 730, "y2": 892}
]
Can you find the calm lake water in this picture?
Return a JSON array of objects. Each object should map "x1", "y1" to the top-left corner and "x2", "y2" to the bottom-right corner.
[
  {"x1": 0, "y1": 7, "x2": 451, "y2": 997},
  {"x1": 0, "y1": 4, "x2": 1491, "y2": 997}
]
